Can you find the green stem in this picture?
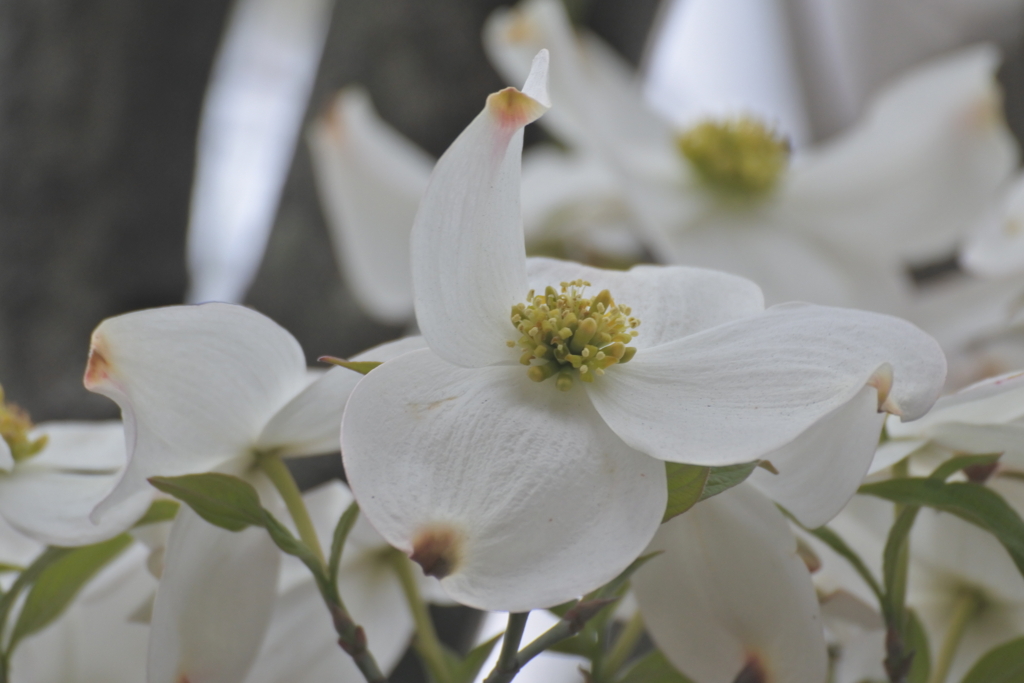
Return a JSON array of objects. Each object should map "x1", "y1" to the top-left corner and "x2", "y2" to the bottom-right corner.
[
  {"x1": 928, "y1": 591, "x2": 982, "y2": 683},
  {"x1": 390, "y1": 551, "x2": 451, "y2": 683},
  {"x1": 259, "y1": 452, "x2": 326, "y2": 567},
  {"x1": 600, "y1": 610, "x2": 645, "y2": 680},
  {"x1": 484, "y1": 612, "x2": 530, "y2": 683}
]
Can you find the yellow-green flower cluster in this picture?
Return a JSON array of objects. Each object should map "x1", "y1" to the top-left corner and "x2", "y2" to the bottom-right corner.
[
  {"x1": 509, "y1": 279, "x2": 639, "y2": 391},
  {"x1": 0, "y1": 385, "x2": 47, "y2": 463},
  {"x1": 676, "y1": 117, "x2": 789, "y2": 198}
]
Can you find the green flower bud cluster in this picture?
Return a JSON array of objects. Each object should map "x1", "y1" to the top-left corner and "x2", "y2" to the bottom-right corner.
[
  {"x1": 509, "y1": 279, "x2": 639, "y2": 391},
  {"x1": 676, "y1": 117, "x2": 789, "y2": 198},
  {"x1": 0, "y1": 385, "x2": 47, "y2": 463}
]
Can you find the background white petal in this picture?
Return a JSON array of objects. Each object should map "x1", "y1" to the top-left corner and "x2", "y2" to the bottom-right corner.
[
  {"x1": 148, "y1": 508, "x2": 280, "y2": 683},
  {"x1": 750, "y1": 384, "x2": 885, "y2": 527},
  {"x1": 589, "y1": 303, "x2": 945, "y2": 465},
  {"x1": 342, "y1": 349, "x2": 666, "y2": 611},
  {"x1": 633, "y1": 484, "x2": 828, "y2": 683},
  {"x1": 308, "y1": 87, "x2": 431, "y2": 324},
  {"x1": 410, "y1": 54, "x2": 548, "y2": 368},
  {"x1": 257, "y1": 366, "x2": 360, "y2": 457},
  {"x1": 86, "y1": 303, "x2": 308, "y2": 520},
  {"x1": 525, "y1": 258, "x2": 764, "y2": 349}
]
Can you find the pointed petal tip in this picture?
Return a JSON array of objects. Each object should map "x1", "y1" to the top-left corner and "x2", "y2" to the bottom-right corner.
[
  {"x1": 867, "y1": 363, "x2": 902, "y2": 416},
  {"x1": 486, "y1": 49, "x2": 550, "y2": 127},
  {"x1": 83, "y1": 334, "x2": 112, "y2": 389}
]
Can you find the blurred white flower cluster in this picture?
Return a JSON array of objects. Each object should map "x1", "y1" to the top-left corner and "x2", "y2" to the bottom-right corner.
[{"x1": 6, "y1": 1, "x2": 1024, "y2": 682}]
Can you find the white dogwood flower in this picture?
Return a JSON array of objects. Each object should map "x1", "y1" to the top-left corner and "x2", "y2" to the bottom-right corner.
[
  {"x1": 341, "y1": 51, "x2": 947, "y2": 612},
  {"x1": 83, "y1": 302, "x2": 366, "y2": 683},
  {"x1": 485, "y1": 0, "x2": 1017, "y2": 311},
  {"x1": 0, "y1": 419, "x2": 152, "y2": 547}
]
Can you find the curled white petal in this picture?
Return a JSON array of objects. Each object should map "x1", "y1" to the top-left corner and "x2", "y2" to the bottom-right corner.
[
  {"x1": 85, "y1": 303, "x2": 307, "y2": 521},
  {"x1": 411, "y1": 55, "x2": 549, "y2": 368}
]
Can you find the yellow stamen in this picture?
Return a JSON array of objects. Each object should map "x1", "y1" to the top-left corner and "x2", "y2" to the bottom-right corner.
[
  {"x1": 0, "y1": 385, "x2": 47, "y2": 463},
  {"x1": 510, "y1": 280, "x2": 639, "y2": 390},
  {"x1": 676, "y1": 117, "x2": 789, "y2": 198}
]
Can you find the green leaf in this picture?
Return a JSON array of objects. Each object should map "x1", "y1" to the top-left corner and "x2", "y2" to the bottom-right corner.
[
  {"x1": 882, "y1": 505, "x2": 920, "y2": 627},
  {"x1": 132, "y1": 499, "x2": 180, "y2": 527},
  {"x1": 801, "y1": 523, "x2": 884, "y2": 607},
  {"x1": 906, "y1": 609, "x2": 931, "y2": 683},
  {"x1": 149, "y1": 473, "x2": 266, "y2": 532},
  {"x1": 699, "y1": 461, "x2": 760, "y2": 502},
  {"x1": 929, "y1": 453, "x2": 1001, "y2": 482},
  {"x1": 960, "y1": 636, "x2": 1024, "y2": 683},
  {"x1": 451, "y1": 634, "x2": 502, "y2": 683},
  {"x1": 328, "y1": 502, "x2": 360, "y2": 585},
  {"x1": 860, "y1": 478, "x2": 1024, "y2": 579},
  {"x1": 318, "y1": 356, "x2": 381, "y2": 375},
  {"x1": 8, "y1": 534, "x2": 132, "y2": 650},
  {"x1": 0, "y1": 563, "x2": 24, "y2": 573},
  {"x1": 663, "y1": 463, "x2": 710, "y2": 522},
  {"x1": 619, "y1": 650, "x2": 696, "y2": 683}
]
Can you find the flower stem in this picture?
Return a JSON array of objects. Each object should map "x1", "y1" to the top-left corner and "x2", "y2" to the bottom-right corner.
[
  {"x1": 928, "y1": 591, "x2": 982, "y2": 683},
  {"x1": 390, "y1": 550, "x2": 452, "y2": 683},
  {"x1": 599, "y1": 610, "x2": 645, "y2": 680},
  {"x1": 259, "y1": 452, "x2": 326, "y2": 567},
  {"x1": 484, "y1": 612, "x2": 530, "y2": 683}
]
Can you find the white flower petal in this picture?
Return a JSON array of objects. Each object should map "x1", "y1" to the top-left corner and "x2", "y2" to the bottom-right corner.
[
  {"x1": 525, "y1": 258, "x2": 764, "y2": 349},
  {"x1": 749, "y1": 384, "x2": 885, "y2": 527},
  {"x1": 257, "y1": 366, "x2": 360, "y2": 457},
  {"x1": 26, "y1": 421, "x2": 125, "y2": 471},
  {"x1": 633, "y1": 484, "x2": 828, "y2": 683},
  {"x1": 308, "y1": 88, "x2": 431, "y2": 324},
  {"x1": 869, "y1": 437, "x2": 927, "y2": 475},
  {"x1": 0, "y1": 437, "x2": 12, "y2": 473},
  {"x1": 787, "y1": 45, "x2": 1017, "y2": 263},
  {"x1": 411, "y1": 54, "x2": 549, "y2": 368},
  {"x1": 0, "y1": 422, "x2": 151, "y2": 545},
  {"x1": 0, "y1": 469, "x2": 151, "y2": 547},
  {"x1": 341, "y1": 349, "x2": 666, "y2": 611},
  {"x1": 85, "y1": 303, "x2": 307, "y2": 521},
  {"x1": 589, "y1": 303, "x2": 945, "y2": 465},
  {"x1": 484, "y1": 0, "x2": 669, "y2": 154},
  {"x1": 962, "y1": 172, "x2": 1024, "y2": 277},
  {"x1": 148, "y1": 507, "x2": 280, "y2": 683},
  {"x1": 351, "y1": 335, "x2": 429, "y2": 362},
  {"x1": 889, "y1": 368, "x2": 1024, "y2": 439}
]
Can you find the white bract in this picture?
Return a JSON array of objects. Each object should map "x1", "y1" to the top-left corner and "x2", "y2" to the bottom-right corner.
[
  {"x1": 83, "y1": 302, "x2": 364, "y2": 683},
  {"x1": 485, "y1": 0, "x2": 1017, "y2": 311},
  {"x1": 880, "y1": 369, "x2": 1024, "y2": 471},
  {"x1": 963, "y1": 172, "x2": 1024, "y2": 278},
  {"x1": 341, "y1": 50, "x2": 947, "y2": 612},
  {"x1": 633, "y1": 484, "x2": 828, "y2": 683},
  {"x1": 307, "y1": 86, "x2": 641, "y2": 325},
  {"x1": 0, "y1": 419, "x2": 152, "y2": 547}
]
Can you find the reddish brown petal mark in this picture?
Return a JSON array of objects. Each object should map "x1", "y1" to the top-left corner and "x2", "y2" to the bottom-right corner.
[
  {"x1": 486, "y1": 87, "x2": 546, "y2": 129},
  {"x1": 84, "y1": 335, "x2": 112, "y2": 388},
  {"x1": 410, "y1": 524, "x2": 463, "y2": 579},
  {"x1": 733, "y1": 654, "x2": 769, "y2": 683}
]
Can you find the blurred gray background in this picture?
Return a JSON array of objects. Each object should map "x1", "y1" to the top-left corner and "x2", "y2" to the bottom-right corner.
[{"x1": 0, "y1": 0, "x2": 660, "y2": 423}]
